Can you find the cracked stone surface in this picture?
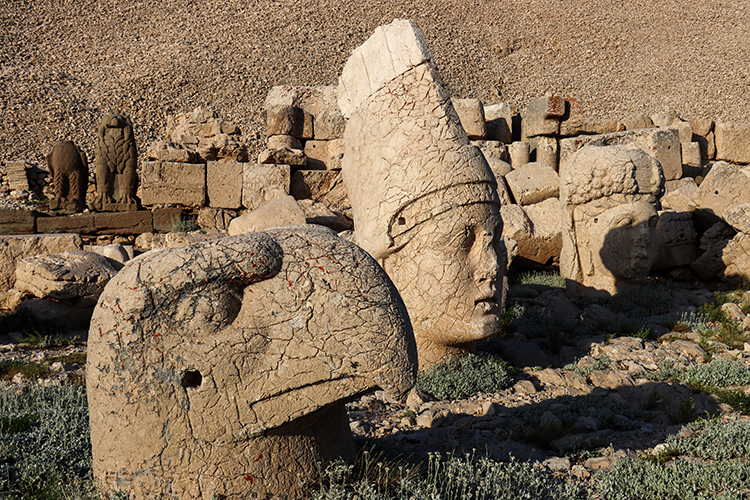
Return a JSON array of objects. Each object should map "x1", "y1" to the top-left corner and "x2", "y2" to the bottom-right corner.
[
  {"x1": 560, "y1": 144, "x2": 664, "y2": 297},
  {"x1": 339, "y1": 19, "x2": 507, "y2": 370},
  {"x1": 87, "y1": 225, "x2": 416, "y2": 499}
]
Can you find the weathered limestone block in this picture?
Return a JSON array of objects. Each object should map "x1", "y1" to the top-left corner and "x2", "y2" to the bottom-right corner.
[
  {"x1": 485, "y1": 159, "x2": 513, "y2": 205},
  {"x1": 4, "y1": 161, "x2": 30, "y2": 191},
  {"x1": 521, "y1": 95, "x2": 564, "y2": 138},
  {"x1": 619, "y1": 113, "x2": 654, "y2": 131},
  {"x1": 241, "y1": 164, "x2": 290, "y2": 210},
  {"x1": 47, "y1": 140, "x2": 88, "y2": 212},
  {"x1": 690, "y1": 162, "x2": 750, "y2": 220},
  {"x1": 452, "y1": 98, "x2": 487, "y2": 139},
  {"x1": 267, "y1": 134, "x2": 302, "y2": 150},
  {"x1": 196, "y1": 208, "x2": 234, "y2": 232},
  {"x1": 146, "y1": 142, "x2": 201, "y2": 163},
  {"x1": 228, "y1": 196, "x2": 307, "y2": 235},
  {"x1": 691, "y1": 118, "x2": 715, "y2": 161},
  {"x1": 530, "y1": 136, "x2": 559, "y2": 171},
  {"x1": 266, "y1": 86, "x2": 341, "y2": 140},
  {"x1": 715, "y1": 122, "x2": 750, "y2": 164},
  {"x1": 15, "y1": 250, "x2": 123, "y2": 301},
  {"x1": 152, "y1": 207, "x2": 184, "y2": 233},
  {"x1": 140, "y1": 161, "x2": 206, "y2": 208},
  {"x1": 258, "y1": 147, "x2": 307, "y2": 166},
  {"x1": 682, "y1": 142, "x2": 702, "y2": 168},
  {"x1": 559, "y1": 127, "x2": 681, "y2": 181},
  {"x1": 581, "y1": 118, "x2": 622, "y2": 135},
  {"x1": 559, "y1": 98, "x2": 584, "y2": 137},
  {"x1": 484, "y1": 103, "x2": 513, "y2": 144},
  {"x1": 651, "y1": 109, "x2": 679, "y2": 128},
  {"x1": 206, "y1": 161, "x2": 243, "y2": 209},
  {"x1": 36, "y1": 214, "x2": 96, "y2": 234},
  {"x1": 724, "y1": 203, "x2": 750, "y2": 234},
  {"x1": 661, "y1": 178, "x2": 698, "y2": 212},
  {"x1": 91, "y1": 113, "x2": 139, "y2": 212},
  {"x1": 304, "y1": 139, "x2": 344, "y2": 170},
  {"x1": 472, "y1": 140, "x2": 507, "y2": 161},
  {"x1": 93, "y1": 212, "x2": 153, "y2": 235},
  {"x1": 671, "y1": 121, "x2": 693, "y2": 144},
  {"x1": 0, "y1": 234, "x2": 82, "y2": 291},
  {"x1": 314, "y1": 108, "x2": 346, "y2": 140},
  {"x1": 651, "y1": 211, "x2": 698, "y2": 270},
  {"x1": 290, "y1": 169, "x2": 351, "y2": 215},
  {"x1": 87, "y1": 226, "x2": 416, "y2": 500},
  {"x1": 693, "y1": 231, "x2": 750, "y2": 284},
  {"x1": 0, "y1": 209, "x2": 37, "y2": 234},
  {"x1": 500, "y1": 204, "x2": 532, "y2": 245},
  {"x1": 560, "y1": 144, "x2": 664, "y2": 297},
  {"x1": 339, "y1": 19, "x2": 506, "y2": 370},
  {"x1": 508, "y1": 141, "x2": 530, "y2": 169},
  {"x1": 519, "y1": 197, "x2": 563, "y2": 266},
  {"x1": 266, "y1": 104, "x2": 303, "y2": 137},
  {"x1": 82, "y1": 243, "x2": 131, "y2": 264},
  {"x1": 505, "y1": 162, "x2": 559, "y2": 205}
]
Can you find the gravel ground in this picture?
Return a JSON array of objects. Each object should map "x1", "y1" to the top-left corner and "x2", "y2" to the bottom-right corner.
[{"x1": 1, "y1": 0, "x2": 749, "y2": 167}]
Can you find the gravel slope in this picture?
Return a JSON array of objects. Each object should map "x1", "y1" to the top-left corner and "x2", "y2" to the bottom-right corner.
[{"x1": 1, "y1": 0, "x2": 749, "y2": 166}]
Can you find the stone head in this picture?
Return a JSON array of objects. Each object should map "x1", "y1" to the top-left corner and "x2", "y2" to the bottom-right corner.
[
  {"x1": 339, "y1": 20, "x2": 507, "y2": 369},
  {"x1": 87, "y1": 226, "x2": 416, "y2": 499},
  {"x1": 560, "y1": 144, "x2": 664, "y2": 296}
]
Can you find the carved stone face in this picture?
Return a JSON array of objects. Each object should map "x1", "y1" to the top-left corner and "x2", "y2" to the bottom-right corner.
[
  {"x1": 383, "y1": 202, "x2": 506, "y2": 369},
  {"x1": 574, "y1": 201, "x2": 658, "y2": 295}
]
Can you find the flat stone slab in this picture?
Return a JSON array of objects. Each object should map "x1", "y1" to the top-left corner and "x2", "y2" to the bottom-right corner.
[
  {"x1": 0, "y1": 209, "x2": 38, "y2": 234},
  {"x1": 36, "y1": 212, "x2": 153, "y2": 235},
  {"x1": 140, "y1": 161, "x2": 207, "y2": 207}
]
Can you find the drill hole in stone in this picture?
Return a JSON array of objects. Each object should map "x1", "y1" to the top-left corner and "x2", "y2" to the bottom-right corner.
[{"x1": 182, "y1": 370, "x2": 202, "y2": 389}]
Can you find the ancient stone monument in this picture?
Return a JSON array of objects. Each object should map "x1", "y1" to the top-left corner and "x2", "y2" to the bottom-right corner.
[
  {"x1": 560, "y1": 144, "x2": 664, "y2": 297},
  {"x1": 90, "y1": 113, "x2": 138, "y2": 212},
  {"x1": 338, "y1": 19, "x2": 507, "y2": 370},
  {"x1": 87, "y1": 225, "x2": 416, "y2": 499},
  {"x1": 46, "y1": 140, "x2": 88, "y2": 212}
]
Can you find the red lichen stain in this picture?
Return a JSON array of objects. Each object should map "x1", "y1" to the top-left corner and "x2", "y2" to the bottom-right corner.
[
  {"x1": 288, "y1": 281, "x2": 293, "y2": 287},
  {"x1": 245, "y1": 474, "x2": 254, "y2": 484},
  {"x1": 253, "y1": 453, "x2": 263, "y2": 462}
]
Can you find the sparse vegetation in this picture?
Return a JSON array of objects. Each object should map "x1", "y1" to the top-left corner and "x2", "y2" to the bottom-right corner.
[
  {"x1": 415, "y1": 354, "x2": 512, "y2": 400},
  {"x1": 170, "y1": 217, "x2": 200, "y2": 233},
  {"x1": 309, "y1": 451, "x2": 591, "y2": 500},
  {"x1": 0, "y1": 385, "x2": 95, "y2": 499}
]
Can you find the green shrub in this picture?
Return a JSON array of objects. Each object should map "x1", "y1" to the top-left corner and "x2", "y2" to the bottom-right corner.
[
  {"x1": 596, "y1": 456, "x2": 750, "y2": 500},
  {"x1": 310, "y1": 452, "x2": 590, "y2": 500},
  {"x1": 415, "y1": 354, "x2": 512, "y2": 400},
  {"x1": 683, "y1": 358, "x2": 750, "y2": 387},
  {"x1": 518, "y1": 271, "x2": 566, "y2": 289},
  {"x1": 0, "y1": 385, "x2": 93, "y2": 498},
  {"x1": 668, "y1": 419, "x2": 750, "y2": 460},
  {"x1": 170, "y1": 217, "x2": 199, "y2": 233}
]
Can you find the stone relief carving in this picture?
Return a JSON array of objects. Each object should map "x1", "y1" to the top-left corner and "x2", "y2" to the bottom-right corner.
[
  {"x1": 46, "y1": 140, "x2": 88, "y2": 212},
  {"x1": 560, "y1": 143, "x2": 664, "y2": 297},
  {"x1": 87, "y1": 225, "x2": 416, "y2": 499},
  {"x1": 339, "y1": 20, "x2": 507, "y2": 370},
  {"x1": 90, "y1": 113, "x2": 138, "y2": 212}
]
